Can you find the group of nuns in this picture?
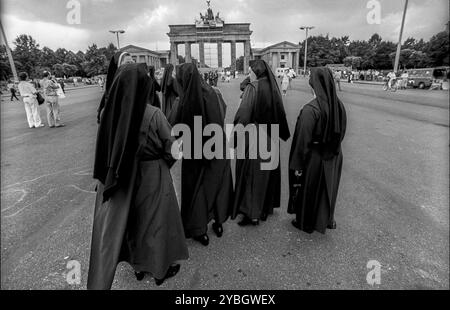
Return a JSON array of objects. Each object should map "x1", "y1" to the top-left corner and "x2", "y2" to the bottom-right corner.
[{"x1": 87, "y1": 51, "x2": 347, "y2": 290}]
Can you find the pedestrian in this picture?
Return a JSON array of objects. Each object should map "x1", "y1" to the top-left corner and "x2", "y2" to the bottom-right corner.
[
  {"x1": 148, "y1": 65, "x2": 162, "y2": 109},
  {"x1": 161, "y1": 64, "x2": 180, "y2": 125},
  {"x1": 41, "y1": 71, "x2": 65, "y2": 128},
  {"x1": 387, "y1": 71, "x2": 396, "y2": 90},
  {"x1": 9, "y1": 82, "x2": 19, "y2": 101},
  {"x1": 59, "y1": 79, "x2": 65, "y2": 93},
  {"x1": 89, "y1": 63, "x2": 188, "y2": 290},
  {"x1": 401, "y1": 70, "x2": 409, "y2": 89},
  {"x1": 173, "y1": 63, "x2": 234, "y2": 246},
  {"x1": 226, "y1": 70, "x2": 231, "y2": 83},
  {"x1": 281, "y1": 71, "x2": 290, "y2": 96},
  {"x1": 334, "y1": 70, "x2": 342, "y2": 91},
  {"x1": 17, "y1": 72, "x2": 44, "y2": 129},
  {"x1": 232, "y1": 59, "x2": 290, "y2": 226},
  {"x1": 96, "y1": 51, "x2": 132, "y2": 123},
  {"x1": 288, "y1": 67, "x2": 347, "y2": 234}
]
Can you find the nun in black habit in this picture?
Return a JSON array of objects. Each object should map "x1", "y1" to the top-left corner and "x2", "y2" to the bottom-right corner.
[
  {"x1": 160, "y1": 63, "x2": 180, "y2": 125},
  {"x1": 232, "y1": 59, "x2": 290, "y2": 226},
  {"x1": 148, "y1": 65, "x2": 162, "y2": 109},
  {"x1": 173, "y1": 63, "x2": 234, "y2": 246},
  {"x1": 96, "y1": 51, "x2": 132, "y2": 123},
  {"x1": 88, "y1": 63, "x2": 188, "y2": 289},
  {"x1": 288, "y1": 67, "x2": 347, "y2": 234}
]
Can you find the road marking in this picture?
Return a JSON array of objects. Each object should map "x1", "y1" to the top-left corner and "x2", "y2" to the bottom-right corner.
[
  {"x1": 2, "y1": 165, "x2": 90, "y2": 189},
  {"x1": 3, "y1": 189, "x2": 54, "y2": 218},
  {"x1": 67, "y1": 184, "x2": 96, "y2": 194},
  {"x1": 1, "y1": 189, "x2": 28, "y2": 212},
  {"x1": 2, "y1": 132, "x2": 33, "y2": 143}
]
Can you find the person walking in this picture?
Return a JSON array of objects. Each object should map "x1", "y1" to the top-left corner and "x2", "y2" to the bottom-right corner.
[
  {"x1": 288, "y1": 67, "x2": 347, "y2": 234},
  {"x1": 281, "y1": 71, "x2": 290, "y2": 96},
  {"x1": 334, "y1": 70, "x2": 342, "y2": 91},
  {"x1": 9, "y1": 82, "x2": 19, "y2": 101},
  {"x1": 233, "y1": 59, "x2": 290, "y2": 226},
  {"x1": 17, "y1": 72, "x2": 44, "y2": 129},
  {"x1": 173, "y1": 63, "x2": 234, "y2": 246},
  {"x1": 89, "y1": 63, "x2": 188, "y2": 289},
  {"x1": 41, "y1": 71, "x2": 65, "y2": 128},
  {"x1": 160, "y1": 64, "x2": 180, "y2": 125},
  {"x1": 58, "y1": 79, "x2": 65, "y2": 93}
]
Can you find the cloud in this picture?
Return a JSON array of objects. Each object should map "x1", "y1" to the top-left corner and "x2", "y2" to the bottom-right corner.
[
  {"x1": 1, "y1": 0, "x2": 448, "y2": 53},
  {"x1": 2, "y1": 14, "x2": 90, "y2": 52}
]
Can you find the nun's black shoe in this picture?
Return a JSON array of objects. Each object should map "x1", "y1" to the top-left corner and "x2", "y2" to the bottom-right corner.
[
  {"x1": 155, "y1": 264, "x2": 181, "y2": 286},
  {"x1": 238, "y1": 216, "x2": 259, "y2": 226},
  {"x1": 327, "y1": 221, "x2": 337, "y2": 229},
  {"x1": 260, "y1": 212, "x2": 268, "y2": 221},
  {"x1": 193, "y1": 234, "x2": 209, "y2": 246},
  {"x1": 135, "y1": 271, "x2": 145, "y2": 281},
  {"x1": 212, "y1": 222, "x2": 223, "y2": 238}
]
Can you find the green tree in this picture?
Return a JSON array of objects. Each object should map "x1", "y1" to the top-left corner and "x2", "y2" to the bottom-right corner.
[
  {"x1": 426, "y1": 31, "x2": 449, "y2": 66},
  {"x1": 236, "y1": 56, "x2": 244, "y2": 71},
  {"x1": 12, "y1": 34, "x2": 41, "y2": 76},
  {"x1": 0, "y1": 45, "x2": 13, "y2": 80},
  {"x1": 82, "y1": 44, "x2": 107, "y2": 77}
]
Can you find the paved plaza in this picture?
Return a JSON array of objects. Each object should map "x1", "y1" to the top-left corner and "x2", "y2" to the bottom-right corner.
[{"x1": 1, "y1": 78, "x2": 448, "y2": 289}]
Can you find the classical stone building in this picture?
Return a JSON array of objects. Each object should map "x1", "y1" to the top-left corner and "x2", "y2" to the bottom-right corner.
[
  {"x1": 252, "y1": 41, "x2": 300, "y2": 73},
  {"x1": 119, "y1": 45, "x2": 170, "y2": 69},
  {"x1": 167, "y1": 1, "x2": 252, "y2": 74}
]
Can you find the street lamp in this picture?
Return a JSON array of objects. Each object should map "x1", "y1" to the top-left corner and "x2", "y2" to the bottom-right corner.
[
  {"x1": 393, "y1": 0, "x2": 408, "y2": 73},
  {"x1": 109, "y1": 30, "x2": 125, "y2": 49},
  {"x1": 299, "y1": 26, "x2": 314, "y2": 77}
]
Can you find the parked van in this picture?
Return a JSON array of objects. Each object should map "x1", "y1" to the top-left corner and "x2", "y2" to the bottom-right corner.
[{"x1": 407, "y1": 67, "x2": 450, "y2": 89}]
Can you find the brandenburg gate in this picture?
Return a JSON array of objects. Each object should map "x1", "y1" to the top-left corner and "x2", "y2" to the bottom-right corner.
[{"x1": 167, "y1": 1, "x2": 252, "y2": 74}]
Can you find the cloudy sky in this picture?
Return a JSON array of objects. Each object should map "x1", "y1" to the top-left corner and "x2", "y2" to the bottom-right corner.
[{"x1": 2, "y1": 0, "x2": 449, "y2": 54}]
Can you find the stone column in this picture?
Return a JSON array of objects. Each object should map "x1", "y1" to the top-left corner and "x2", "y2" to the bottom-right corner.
[
  {"x1": 199, "y1": 41, "x2": 205, "y2": 67},
  {"x1": 170, "y1": 42, "x2": 178, "y2": 65},
  {"x1": 243, "y1": 40, "x2": 251, "y2": 74},
  {"x1": 185, "y1": 42, "x2": 192, "y2": 63},
  {"x1": 288, "y1": 52, "x2": 293, "y2": 69},
  {"x1": 230, "y1": 41, "x2": 236, "y2": 72},
  {"x1": 277, "y1": 52, "x2": 281, "y2": 68},
  {"x1": 217, "y1": 41, "x2": 223, "y2": 68}
]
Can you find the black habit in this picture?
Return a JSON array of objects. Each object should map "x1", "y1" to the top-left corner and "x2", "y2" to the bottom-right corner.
[
  {"x1": 288, "y1": 67, "x2": 347, "y2": 234},
  {"x1": 88, "y1": 63, "x2": 188, "y2": 289},
  {"x1": 161, "y1": 64, "x2": 180, "y2": 125},
  {"x1": 232, "y1": 59, "x2": 290, "y2": 221},
  {"x1": 174, "y1": 63, "x2": 234, "y2": 238}
]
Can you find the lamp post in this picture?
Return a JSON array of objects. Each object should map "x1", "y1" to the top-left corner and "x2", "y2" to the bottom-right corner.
[
  {"x1": 109, "y1": 30, "x2": 125, "y2": 49},
  {"x1": 300, "y1": 26, "x2": 314, "y2": 77},
  {"x1": 0, "y1": 20, "x2": 18, "y2": 81},
  {"x1": 393, "y1": 0, "x2": 408, "y2": 73}
]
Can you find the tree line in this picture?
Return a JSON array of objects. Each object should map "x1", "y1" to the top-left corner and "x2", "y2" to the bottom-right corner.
[
  {"x1": 299, "y1": 30, "x2": 449, "y2": 70},
  {"x1": 1, "y1": 29, "x2": 449, "y2": 81},
  {"x1": 0, "y1": 34, "x2": 117, "y2": 80}
]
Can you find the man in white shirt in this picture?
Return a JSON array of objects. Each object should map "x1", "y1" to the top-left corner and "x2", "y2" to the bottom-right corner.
[
  {"x1": 17, "y1": 72, "x2": 44, "y2": 129},
  {"x1": 387, "y1": 71, "x2": 396, "y2": 89}
]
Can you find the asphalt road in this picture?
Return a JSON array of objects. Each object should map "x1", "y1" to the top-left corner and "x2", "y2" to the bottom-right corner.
[{"x1": 1, "y1": 78, "x2": 448, "y2": 290}]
